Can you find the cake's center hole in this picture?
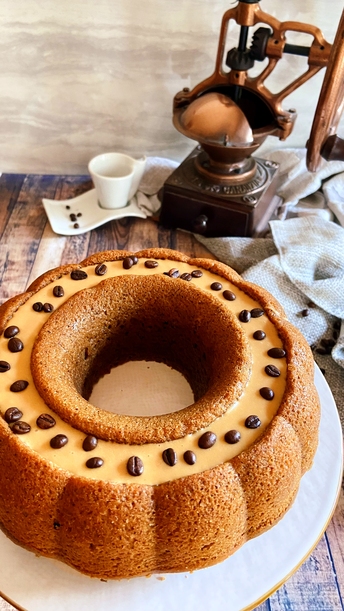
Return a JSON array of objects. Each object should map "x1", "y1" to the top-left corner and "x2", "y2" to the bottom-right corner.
[{"x1": 89, "y1": 361, "x2": 194, "y2": 416}]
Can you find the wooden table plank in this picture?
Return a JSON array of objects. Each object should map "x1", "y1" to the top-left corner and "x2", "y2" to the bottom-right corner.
[{"x1": 0, "y1": 174, "x2": 343, "y2": 611}]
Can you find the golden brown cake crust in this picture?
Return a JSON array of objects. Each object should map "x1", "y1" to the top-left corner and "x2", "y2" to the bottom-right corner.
[{"x1": 0, "y1": 248, "x2": 320, "y2": 579}]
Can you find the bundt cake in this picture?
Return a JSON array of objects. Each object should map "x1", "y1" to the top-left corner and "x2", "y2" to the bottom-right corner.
[{"x1": 0, "y1": 248, "x2": 320, "y2": 579}]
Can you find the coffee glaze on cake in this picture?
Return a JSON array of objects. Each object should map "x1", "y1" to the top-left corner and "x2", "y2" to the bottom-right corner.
[{"x1": 0, "y1": 248, "x2": 320, "y2": 579}]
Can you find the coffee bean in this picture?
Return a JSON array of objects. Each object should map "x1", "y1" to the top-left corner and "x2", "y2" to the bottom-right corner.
[
  {"x1": 77, "y1": 212, "x2": 82, "y2": 217},
  {"x1": 253, "y1": 330, "x2": 266, "y2": 341},
  {"x1": 198, "y1": 431, "x2": 217, "y2": 449},
  {"x1": 321, "y1": 338, "x2": 336, "y2": 348},
  {"x1": 180, "y1": 273, "x2": 192, "y2": 281},
  {"x1": 144, "y1": 260, "x2": 158, "y2": 269},
  {"x1": 265, "y1": 364, "x2": 280, "y2": 377},
  {"x1": 223, "y1": 290, "x2": 236, "y2": 301},
  {"x1": 267, "y1": 347, "x2": 286, "y2": 358},
  {"x1": 0, "y1": 360, "x2": 11, "y2": 372},
  {"x1": 32, "y1": 302, "x2": 43, "y2": 312},
  {"x1": 183, "y1": 450, "x2": 196, "y2": 465},
  {"x1": 53, "y1": 285, "x2": 64, "y2": 297},
  {"x1": 239, "y1": 310, "x2": 251, "y2": 323},
  {"x1": 307, "y1": 301, "x2": 316, "y2": 308},
  {"x1": 315, "y1": 347, "x2": 328, "y2": 355},
  {"x1": 162, "y1": 448, "x2": 177, "y2": 466},
  {"x1": 131, "y1": 256, "x2": 139, "y2": 265},
  {"x1": 123, "y1": 257, "x2": 134, "y2": 269},
  {"x1": 83, "y1": 435, "x2": 98, "y2": 451},
  {"x1": 167, "y1": 268, "x2": 180, "y2": 278},
  {"x1": 210, "y1": 282, "x2": 222, "y2": 291},
  {"x1": 4, "y1": 407, "x2": 23, "y2": 423},
  {"x1": 66, "y1": 205, "x2": 70, "y2": 210},
  {"x1": 251, "y1": 308, "x2": 264, "y2": 318},
  {"x1": 4, "y1": 326, "x2": 19, "y2": 338},
  {"x1": 191, "y1": 270, "x2": 203, "y2": 278},
  {"x1": 10, "y1": 380, "x2": 29, "y2": 392},
  {"x1": 260, "y1": 387, "x2": 274, "y2": 400},
  {"x1": 50, "y1": 434, "x2": 68, "y2": 449},
  {"x1": 36, "y1": 413, "x2": 56, "y2": 429},
  {"x1": 86, "y1": 457, "x2": 104, "y2": 469},
  {"x1": 70, "y1": 213, "x2": 77, "y2": 222},
  {"x1": 245, "y1": 415, "x2": 261, "y2": 429},
  {"x1": 12, "y1": 421, "x2": 31, "y2": 434},
  {"x1": 43, "y1": 303, "x2": 54, "y2": 313},
  {"x1": 127, "y1": 456, "x2": 144, "y2": 476},
  {"x1": 95, "y1": 263, "x2": 107, "y2": 276},
  {"x1": 301, "y1": 309, "x2": 309, "y2": 317},
  {"x1": 70, "y1": 269, "x2": 88, "y2": 280},
  {"x1": 224, "y1": 430, "x2": 241, "y2": 444},
  {"x1": 73, "y1": 223, "x2": 79, "y2": 229},
  {"x1": 8, "y1": 337, "x2": 24, "y2": 353}
]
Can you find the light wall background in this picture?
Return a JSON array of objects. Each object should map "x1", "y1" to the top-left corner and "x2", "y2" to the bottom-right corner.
[{"x1": 0, "y1": 0, "x2": 343, "y2": 174}]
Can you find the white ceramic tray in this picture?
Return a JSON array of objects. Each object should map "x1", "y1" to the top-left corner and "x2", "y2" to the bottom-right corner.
[
  {"x1": 0, "y1": 364, "x2": 342, "y2": 611},
  {"x1": 42, "y1": 189, "x2": 147, "y2": 236}
]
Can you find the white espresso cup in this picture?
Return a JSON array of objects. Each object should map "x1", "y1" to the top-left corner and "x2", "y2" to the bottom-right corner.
[{"x1": 88, "y1": 152, "x2": 146, "y2": 209}]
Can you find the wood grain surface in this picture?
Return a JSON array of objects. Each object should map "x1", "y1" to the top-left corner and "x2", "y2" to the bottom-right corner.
[{"x1": 0, "y1": 173, "x2": 343, "y2": 611}]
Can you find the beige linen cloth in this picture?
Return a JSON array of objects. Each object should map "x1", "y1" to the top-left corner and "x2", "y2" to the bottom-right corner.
[{"x1": 135, "y1": 149, "x2": 344, "y2": 428}]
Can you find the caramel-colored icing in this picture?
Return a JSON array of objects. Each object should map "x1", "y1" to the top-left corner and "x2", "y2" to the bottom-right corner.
[{"x1": 0, "y1": 258, "x2": 287, "y2": 485}]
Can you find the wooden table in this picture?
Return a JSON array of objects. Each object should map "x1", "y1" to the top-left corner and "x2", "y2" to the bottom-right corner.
[{"x1": 0, "y1": 173, "x2": 343, "y2": 611}]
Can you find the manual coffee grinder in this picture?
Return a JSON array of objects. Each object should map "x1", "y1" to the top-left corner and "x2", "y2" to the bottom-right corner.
[{"x1": 160, "y1": 0, "x2": 344, "y2": 237}]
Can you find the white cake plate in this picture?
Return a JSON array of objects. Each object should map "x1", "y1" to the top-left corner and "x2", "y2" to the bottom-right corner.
[
  {"x1": 0, "y1": 364, "x2": 342, "y2": 611},
  {"x1": 42, "y1": 189, "x2": 147, "y2": 236}
]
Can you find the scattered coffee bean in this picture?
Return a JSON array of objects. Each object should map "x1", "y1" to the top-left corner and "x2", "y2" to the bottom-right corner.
[
  {"x1": 267, "y1": 347, "x2": 286, "y2": 359},
  {"x1": 167, "y1": 268, "x2": 180, "y2": 278},
  {"x1": 8, "y1": 337, "x2": 24, "y2": 353},
  {"x1": 260, "y1": 387, "x2": 274, "y2": 400},
  {"x1": 86, "y1": 457, "x2": 104, "y2": 469},
  {"x1": 123, "y1": 257, "x2": 134, "y2": 269},
  {"x1": 43, "y1": 303, "x2": 54, "y2": 313},
  {"x1": 224, "y1": 430, "x2": 241, "y2": 444},
  {"x1": 127, "y1": 456, "x2": 144, "y2": 476},
  {"x1": 162, "y1": 448, "x2": 177, "y2": 466},
  {"x1": 77, "y1": 212, "x2": 82, "y2": 217},
  {"x1": 70, "y1": 269, "x2": 88, "y2": 280},
  {"x1": 210, "y1": 282, "x2": 222, "y2": 291},
  {"x1": 223, "y1": 290, "x2": 236, "y2": 301},
  {"x1": 4, "y1": 407, "x2": 23, "y2": 423},
  {"x1": 70, "y1": 213, "x2": 77, "y2": 222},
  {"x1": 251, "y1": 308, "x2": 264, "y2": 318},
  {"x1": 83, "y1": 435, "x2": 98, "y2": 451},
  {"x1": 12, "y1": 421, "x2": 31, "y2": 434},
  {"x1": 307, "y1": 301, "x2": 316, "y2": 308},
  {"x1": 144, "y1": 260, "x2": 158, "y2": 269},
  {"x1": 320, "y1": 338, "x2": 336, "y2": 348},
  {"x1": 95, "y1": 263, "x2": 107, "y2": 276},
  {"x1": 4, "y1": 326, "x2": 19, "y2": 338},
  {"x1": 66, "y1": 205, "x2": 70, "y2": 210},
  {"x1": 191, "y1": 270, "x2": 203, "y2": 278},
  {"x1": 301, "y1": 309, "x2": 309, "y2": 317},
  {"x1": 245, "y1": 415, "x2": 261, "y2": 429},
  {"x1": 198, "y1": 431, "x2": 217, "y2": 449},
  {"x1": 180, "y1": 272, "x2": 192, "y2": 281},
  {"x1": 239, "y1": 310, "x2": 251, "y2": 323},
  {"x1": 0, "y1": 360, "x2": 11, "y2": 372},
  {"x1": 36, "y1": 413, "x2": 56, "y2": 429},
  {"x1": 50, "y1": 434, "x2": 68, "y2": 449},
  {"x1": 53, "y1": 285, "x2": 64, "y2": 298},
  {"x1": 265, "y1": 364, "x2": 280, "y2": 378},
  {"x1": 183, "y1": 450, "x2": 196, "y2": 465},
  {"x1": 32, "y1": 302, "x2": 44, "y2": 312},
  {"x1": 131, "y1": 256, "x2": 139, "y2": 265},
  {"x1": 10, "y1": 380, "x2": 29, "y2": 392},
  {"x1": 73, "y1": 223, "x2": 79, "y2": 229},
  {"x1": 253, "y1": 330, "x2": 266, "y2": 341}
]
